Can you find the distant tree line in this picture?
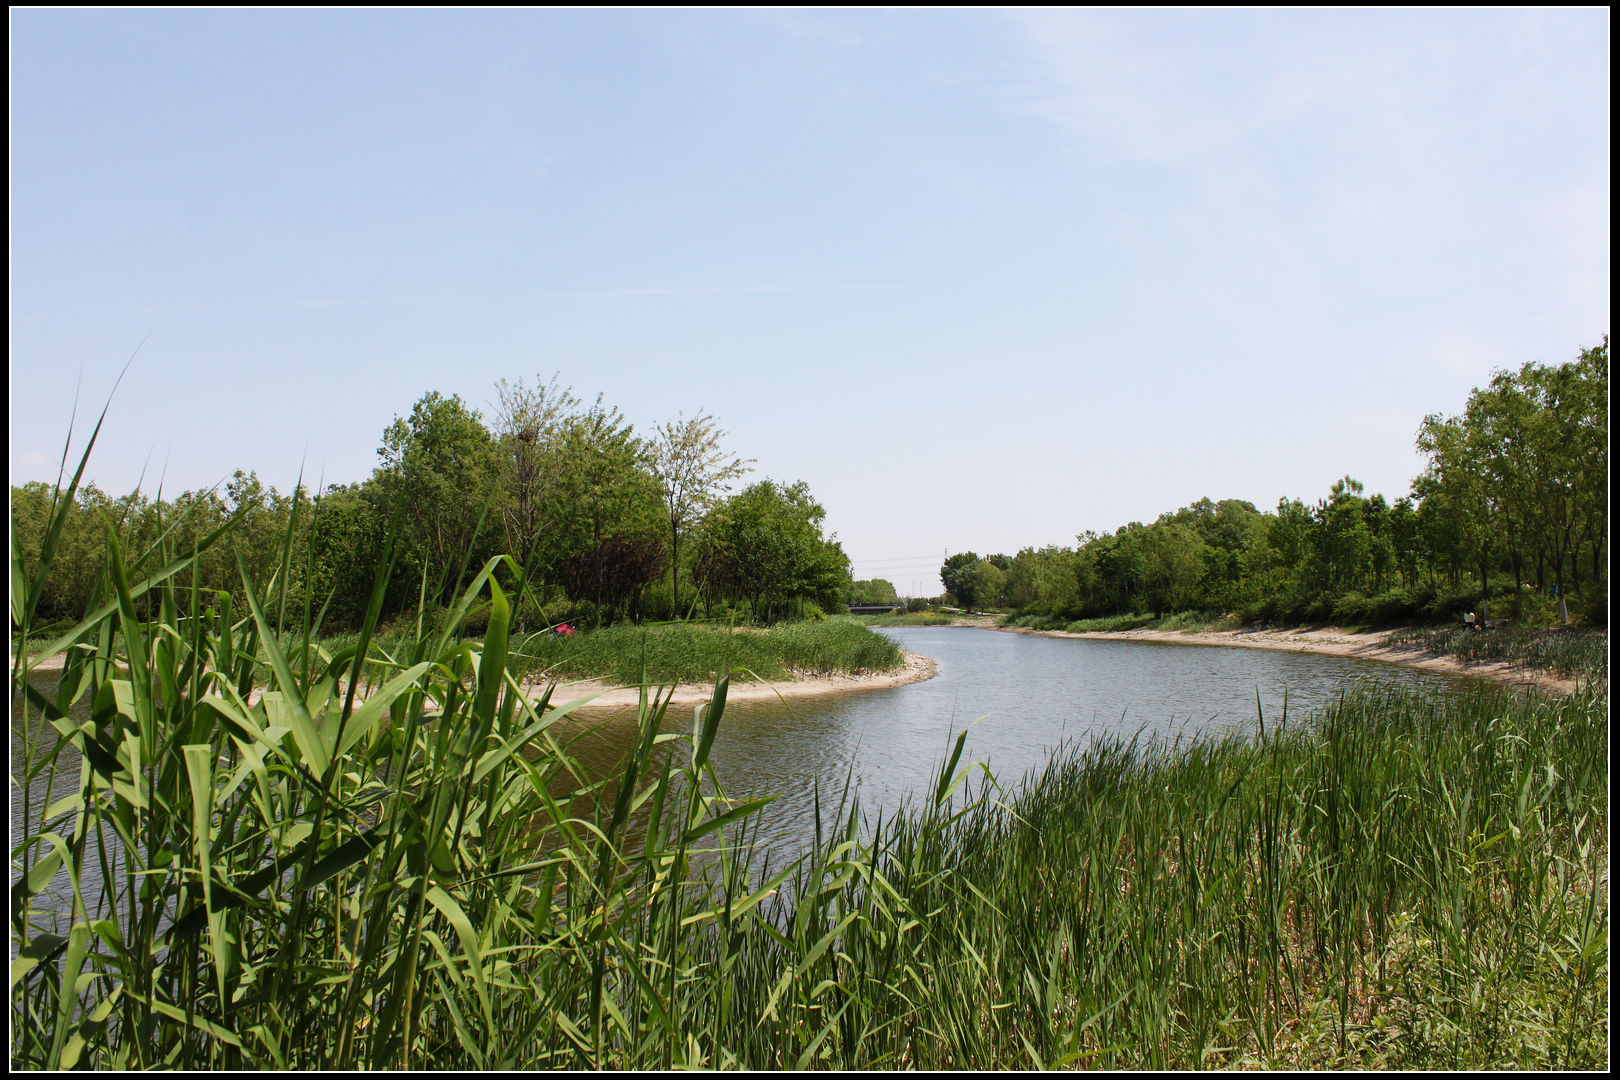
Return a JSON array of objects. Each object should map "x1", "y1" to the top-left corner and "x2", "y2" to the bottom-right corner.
[
  {"x1": 13, "y1": 376, "x2": 853, "y2": 631},
  {"x1": 847, "y1": 579, "x2": 899, "y2": 606},
  {"x1": 942, "y1": 339, "x2": 1608, "y2": 627}
]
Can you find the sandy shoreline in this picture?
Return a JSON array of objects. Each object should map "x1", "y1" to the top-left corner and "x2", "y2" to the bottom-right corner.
[
  {"x1": 533, "y1": 649, "x2": 938, "y2": 711},
  {"x1": 15, "y1": 621, "x2": 1584, "y2": 702},
  {"x1": 13, "y1": 648, "x2": 941, "y2": 709},
  {"x1": 993, "y1": 624, "x2": 1581, "y2": 695}
]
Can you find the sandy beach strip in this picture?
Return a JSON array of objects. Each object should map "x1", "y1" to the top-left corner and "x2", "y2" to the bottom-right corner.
[
  {"x1": 995, "y1": 624, "x2": 1581, "y2": 695},
  {"x1": 532, "y1": 649, "x2": 938, "y2": 711},
  {"x1": 13, "y1": 648, "x2": 940, "y2": 709}
]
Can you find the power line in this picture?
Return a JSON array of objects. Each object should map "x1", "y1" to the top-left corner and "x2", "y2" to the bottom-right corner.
[{"x1": 847, "y1": 554, "x2": 943, "y2": 564}]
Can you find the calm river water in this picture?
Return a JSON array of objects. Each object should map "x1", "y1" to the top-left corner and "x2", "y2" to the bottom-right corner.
[
  {"x1": 12, "y1": 628, "x2": 1490, "y2": 908},
  {"x1": 557, "y1": 627, "x2": 1489, "y2": 859}
]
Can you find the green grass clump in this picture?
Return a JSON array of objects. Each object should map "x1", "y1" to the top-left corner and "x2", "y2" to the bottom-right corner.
[
  {"x1": 852, "y1": 611, "x2": 957, "y2": 627},
  {"x1": 1152, "y1": 609, "x2": 1241, "y2": 632},
  {"x1": 1003, "y1": 612, "x2": 1068, "y2": 630},
  {"x1": 1065, "y1": 612, "x2": 1167, "y2": 632},
  {"x1": 762, "y1": 618, "x2": 906, "y2": 674},
  {"x1": 510, "y1": 619, "x2": 902, "y2": 686},
  {"x1": 1386, "y1": 625, "x2": 1608, "y2": 683},
  {"x1": 1003, "y1": 610, "x2": 1239, "y2": 634}
]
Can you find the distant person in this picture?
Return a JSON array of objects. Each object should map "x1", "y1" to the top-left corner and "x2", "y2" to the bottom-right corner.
[{"x1": 1463, "y1": 611, "x2": 1476, "y2": 632}]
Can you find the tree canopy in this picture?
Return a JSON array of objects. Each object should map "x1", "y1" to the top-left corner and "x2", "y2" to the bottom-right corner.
[
  {"x1": 13, "y1": 378, "x2": 846, "y2": 632},
  {"x1": 651, "y1": 412, "x2": 753, "y2": 621},
  {"x1": 693, "y1": 479, "x2": 850, "y2": 620}
]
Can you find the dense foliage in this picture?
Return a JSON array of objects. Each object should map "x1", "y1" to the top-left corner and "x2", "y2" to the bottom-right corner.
[
  {"x1": 950, "y1": 340, "x2": 1608, "y2": 627},
  {"x1": 847, "y1": 578, "x2": 899, "y2": 606},
  {"x1": 690, "y1": 480, "x2": 849, "y2": 621},
  {"x1": 13, "y1": 378, "x2": 851, "y2": 632}
]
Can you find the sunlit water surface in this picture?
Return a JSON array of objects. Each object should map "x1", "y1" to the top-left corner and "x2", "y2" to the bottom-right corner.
[{"x1": 557, "y1": 627, "x2": 1490, "y2": 858}]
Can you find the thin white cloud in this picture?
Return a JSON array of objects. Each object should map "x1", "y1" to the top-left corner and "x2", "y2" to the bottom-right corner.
[
  {"x1": 545, "y1": 284, "x2": 901, "y2": 298},
  {"x1": 1002, "y1": 9, "x2": 1268, "y2": 163},
  {"x1": 132, "y1": 296, "x2": 412, "y2": 314},
  {"x1": 547, "y1": 285, "x2": 793, "y2": 298},
  {"x1": 1003, "y1": 9, "x2": 1439, "y2": 179},
  {"x1": 772, "y1": 11, "x2": 865, "y2": 49}
]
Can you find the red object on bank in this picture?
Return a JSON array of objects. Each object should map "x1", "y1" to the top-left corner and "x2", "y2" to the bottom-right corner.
[{"x1": 555, "y1": 623, "x2": 576, "y2": 636}]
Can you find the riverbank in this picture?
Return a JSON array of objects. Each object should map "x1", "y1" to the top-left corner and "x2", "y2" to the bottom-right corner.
[
  {"x1": 15, "y1": 618, "x2": 935, "y2": 706},
  {"x1": 12, "y1": 645, "x2": 940, "y2": 708},
  {"x1": 19, "y1": 619, "x2": 1585, "y2": 699},
  {"x1": 532, "y1": 647, "x2": 938, "y2": 709},
  {"x1": 997, "y1": 623, "x2": 1584, "y2": 694}
]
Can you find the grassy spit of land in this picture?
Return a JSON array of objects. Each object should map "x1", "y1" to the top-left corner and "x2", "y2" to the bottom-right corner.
[
  {"x1": 849, "y1": 610, "x2": 961, "y2": 628},
  {"x1": 17, "y1": 616, "x2": 926, "y2": 709},
  {"x1": 502, "y1": 618, "x2": 933, "y2": 707},
  {"x1": 512, "y1": 618, "x2": 903, "y2": 685},
  {"x1": 273, "y1": 617, "x2": 916, "y2": 693}
]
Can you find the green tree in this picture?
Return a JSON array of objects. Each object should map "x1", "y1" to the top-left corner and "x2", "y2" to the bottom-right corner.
[
  {"x1": 1139, "y1": 522, "x2": 1205, "y2": 616},
  {"x1": 1569, "y1": 339, "x2": 1608, "y2": 590},
  {"x1": 848, "y1": 578, "x2": 899, "y2": 606},
  {"x1": 306, "y1": 481, "x2": 405, "y2": 628},
  {"x1": 491, "y1": 374, "x2": 581, "y2": 573},
  {"x1": 1388, "y1": 497, "x2": 1420, "y2": 588},
  {"x1": 1266, "y1": 498, "x2": 1312, "y2": 589},
  {"x1": 969, "y1": 560, "x2": 1007, "y2": 611},
  {"x1": 1315, "y1": 476, "x2": 1372, "y2": 594},
  {"x1": 11, "y1": 481, "x2": 108, "y2": 624},
  {"x1": 224, "y1": 470, "x2": 290, "y2": 594},
  {"x1": 694, "y1": 479, "x2": 847, "y2": 621},
  {"x1": 650, "y1": 412, "x2": 752, "y2": 621},
  {"x1": 940, "y1": 552, "x2": 979, "y2": 607},
  {"x1": 546, "y1": 400, "x2": 666, "y2": 623},
  {"x1": 1001, "y1": 550, "x2": 1040, "y2": 612},
  {"x1": 1412, "y1": 437, "x2": 1478, "y2": 596},
  {"x1": 1092, "y1": 528, "x2": 1145, "y2": 614},
  {"x1": 1028, "y1": 545, "x2": 1083, "y2": 616},
  {"x1": 378, "y1": 392, "x2": 498, "y2": 604}
]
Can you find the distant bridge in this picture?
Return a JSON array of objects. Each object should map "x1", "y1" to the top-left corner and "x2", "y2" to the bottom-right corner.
[{"x1": 848, "y1": 603, "x2": 907, "y2": 615}]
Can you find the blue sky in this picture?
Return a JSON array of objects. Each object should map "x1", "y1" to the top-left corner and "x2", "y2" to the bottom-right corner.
[{"x1": 10, "y1": 9, "x2": 1610, "y2": 596}]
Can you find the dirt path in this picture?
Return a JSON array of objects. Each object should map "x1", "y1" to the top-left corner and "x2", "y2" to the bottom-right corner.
[{"x1": 995, "y1": 624, "x2": 1581, "y2": 695}]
